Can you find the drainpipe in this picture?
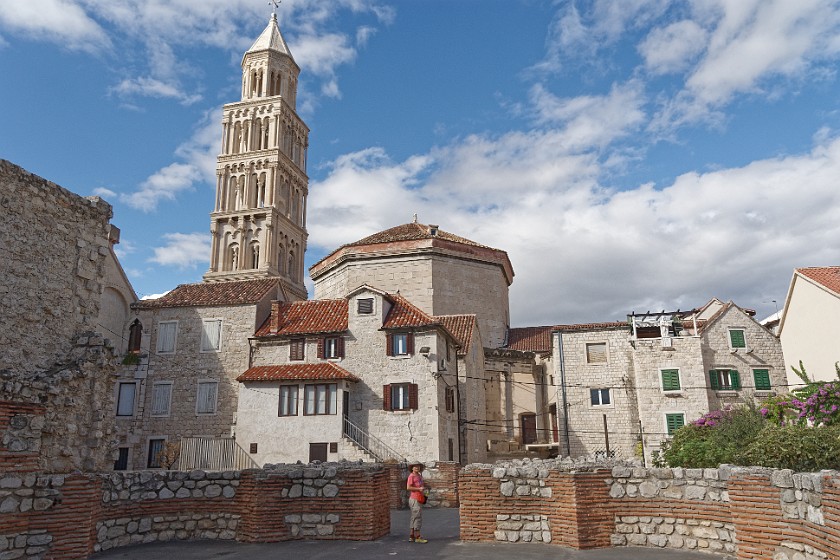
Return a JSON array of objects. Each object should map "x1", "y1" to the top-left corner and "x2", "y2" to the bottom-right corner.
[
  {"x1": 557, "y1": 332, "x2": 571, "y2": 457},
  {"x1": 455, "y1": 347, "x2": 464, "y2": 465}
]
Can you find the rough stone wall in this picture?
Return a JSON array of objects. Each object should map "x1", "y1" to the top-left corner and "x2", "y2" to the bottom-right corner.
[
  {"x1": 700, "y1": 305, "x2": 787, "y2": 408},
  {"x1": 553, "y1": 329, "x2": 639, "y2": 459},
  {"x1": 115, "y1": 303, "x2": 261, "y2": 469},
  {"x1": 459, "y1": 326, "x2": 488, "y2": 463},
  {"x1": 0, "y1": 160, "x2": 113, "y2": 373},
  {"x1": 383, "y1": 461, "x2": 460, "y2": 509},
  {"x1": 0, "y1": 336, "x2": 119, "y2": 473}
]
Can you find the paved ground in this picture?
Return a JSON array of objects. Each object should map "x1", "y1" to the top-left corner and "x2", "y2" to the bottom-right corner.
[{"x1": 92, "y1": 508, "x2": 730, "y2": 560}]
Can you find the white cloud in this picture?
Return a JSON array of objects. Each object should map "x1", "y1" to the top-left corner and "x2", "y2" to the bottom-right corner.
[
  {"x1": 639, "y1": 19, "x2": 708, "y2": 75},
  {"x1": 0, "y1": 0, "x2": 110, "y2": 51},
  {"x1": 110, "y1": 77, "x2": 202, "y2": 105},
  {"x1": 92, "y1": 186, "x2": 117, "y2": 198},
  {"x1": 149, "y1": 232, "x2": 210, "y2": 268}
]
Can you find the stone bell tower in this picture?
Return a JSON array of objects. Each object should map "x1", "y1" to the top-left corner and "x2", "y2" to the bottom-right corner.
[{"x1": 204, "y1": 13, "x2": 309, "y2": 301}]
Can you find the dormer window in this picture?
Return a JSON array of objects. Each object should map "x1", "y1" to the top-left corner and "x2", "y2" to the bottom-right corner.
[{"x1": 357, "y1": 297, "x2": 374, "y2": 315}]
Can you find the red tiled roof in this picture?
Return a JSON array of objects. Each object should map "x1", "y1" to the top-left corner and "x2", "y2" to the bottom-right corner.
[
  {"x1": 798, "y1": 266, "x2": 840, "y2": 295},
  {"x1": 256, "y1": 299, "x2": 348, "y2": 336},
  {"x1": 382, "y1": 293, "x2": 440, "y2": 329},
  {"x1": 436, "y1": 315, "x2": 477, "y2": 355},
  {"x1": 237, "y1": 363, "x2": 360, "y2": 382},
  {"x1": 134, "y1": 279, "x2": 279, "y2": 309},
  {"x1": 507, "y1": 326, "x2": 553, "y2": 353},
  {"x1": 348, "y1": 222, "x2": 494, "y2": 250},
  {"x1": 553, "y1": 322, "x2": 630, "y2": 332}
]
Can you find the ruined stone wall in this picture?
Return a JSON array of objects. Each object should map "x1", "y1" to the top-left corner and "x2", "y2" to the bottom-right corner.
[
  {"x1": 383, "y1": 461, "x2": 460, "y2": 509},
  {"x1": 0, "y1": 160, "x2": 113, "y2": 373}
]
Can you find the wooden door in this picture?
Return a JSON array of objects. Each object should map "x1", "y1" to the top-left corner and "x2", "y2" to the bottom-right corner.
[
  {"x1": 309, "y1": 442, "x2": 328, "y2": 462},
  {"x1": 521, "y1": 413, "x2": 537, "y2": 445}
]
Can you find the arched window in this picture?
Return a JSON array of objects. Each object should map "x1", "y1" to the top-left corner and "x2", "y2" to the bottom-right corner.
[
  {"x1": 288, "y1": 250, "x2": 295, "y2": 279},
  {"x1": 128, "y1": 319, "x2": 143, "y2": 354},
  {"x1": 278, "y1": 244, "x2": 285, "y2": 274},
  {"x1": 228, "y1": 244, "x2": 240, "y2": 271},
  {"x1": 250, "y1": 242, "x2": 260, "y2": 269},
  {"x1": 263, "y1": 117, "x2": 270, "y2": 149}
]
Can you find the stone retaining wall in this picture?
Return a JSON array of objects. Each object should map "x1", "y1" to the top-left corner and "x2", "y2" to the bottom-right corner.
[{"x1": 383, "y1": 461, "x2": 460, "y2": 509}]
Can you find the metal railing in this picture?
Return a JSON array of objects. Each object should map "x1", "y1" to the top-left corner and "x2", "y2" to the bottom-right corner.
[
  {"x1": 178, "y1": 437, "x2": 259, "y2": 471},
  {"x1": 342, "y1": 417, "x2": 405, "y2": 462}
]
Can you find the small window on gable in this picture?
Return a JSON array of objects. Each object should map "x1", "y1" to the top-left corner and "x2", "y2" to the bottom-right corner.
[
  {"x1": 709, "y1": 369, "x2": 741, "y2": 391},
  {"x1": 200, "y1": 319, "x2": 222, "y2": 352},
  {"x1": 387, "y1": 332, "x2": 414, "y2": 356},
  {"x1": 666, "y1": 413, "x2": 685, "y2": 436},
  {"x1": 357, "y1": 298, "x2": 374, "y2": 314},
  {"x1": 661, "y1": 369, "x2": 681, "y2": 392},
  {"x1": 729, "y1": 329, "x2": 747, "y2": 350},
  {"x1": 753, "y1": 369, "x2": 771, "y2": 391},
  {"x1": 590, "y1": 388, "x2": 611, "y2": 406},
  {"x1": 156, "y1": 321, "x2": 177, "y2": 354},
  {"x1": 290, "y1": 338, "x2": 305, "y2": 361},
  {"x1": 586, "y1": 342, "x2": 607, "y2": 364}
]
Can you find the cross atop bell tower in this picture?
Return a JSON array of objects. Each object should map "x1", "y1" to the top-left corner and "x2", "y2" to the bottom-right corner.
[{"x1": 204, "y1": 13, "x2": 310, "y2": 301}]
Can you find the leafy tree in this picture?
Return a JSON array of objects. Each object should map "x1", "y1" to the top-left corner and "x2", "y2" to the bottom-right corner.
[
  {"x1": 662, "y1": 405, "x2": 764, "y2": 468},
  {"x1": 739, "y1": 425, "x2": 840, "y2": 471}
]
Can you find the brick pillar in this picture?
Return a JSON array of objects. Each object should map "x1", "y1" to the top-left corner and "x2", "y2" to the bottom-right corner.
[
  {"x1": 32, "y1": 474, "x2": 102, "y2": 559},
  {"x1": 728, "y1": 473, "x2": 788, "y2": 559}
]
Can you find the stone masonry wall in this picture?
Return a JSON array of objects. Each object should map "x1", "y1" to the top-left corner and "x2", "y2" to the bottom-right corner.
[
  {"x1": 0, "y1": 463, "x2": 390, "y2": 559},
  {"x1": 0, "y1": 160, "x2": 113, "y2": 374},
  {"x1": 383, "y1": 461, "x2": 460, "y2": 509},
  {"x1": 459, "y1": 458, "x2": 840, "y2": 559}
]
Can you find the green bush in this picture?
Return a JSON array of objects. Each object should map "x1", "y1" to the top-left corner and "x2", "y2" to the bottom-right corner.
[
  {"x1": 663, "y1": 406, "x2": 764, "y2": 468},
  {"x1": 738, "y1": 425, "x2": 840, "y2": 471}
]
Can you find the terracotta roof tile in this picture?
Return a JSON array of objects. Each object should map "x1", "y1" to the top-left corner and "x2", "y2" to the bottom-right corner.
[
  {"x1": 348, "y1": 222, "x2": 495, "y2": 250},
  {"x1": 256, "y1": 299, "x2": 348, "y2": 336},
  {"x1": 382, "y1": 294, "x2": 440, "y2": 329},
  {"x1": 134, "y1": 279, "x2": 279, "y2": 309},
  {"x1": 798, "y1": 266, "x2": 840, "y2": 295},
  {"x1": 507, "y1": 326, "x2": 554, "y2": 353},
  {"x1": 237, "y1": 363, "x2": 360, "y2": 382},
  {"x1": 436, "y1": 315, "x2": 477, "y2": 355}
]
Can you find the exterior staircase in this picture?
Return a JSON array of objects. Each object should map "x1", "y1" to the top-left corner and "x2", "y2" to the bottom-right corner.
[{"x1": 342, "y1": 417, "x2": 405, "y2": 462}]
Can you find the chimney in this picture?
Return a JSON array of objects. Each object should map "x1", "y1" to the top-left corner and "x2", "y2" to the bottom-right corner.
[
  {"x1": 270, "y1": 300, "x2": 282, "y2": 333},
  {"x1": 428, "y1": 224, "x2": 438, "y2": 236}
]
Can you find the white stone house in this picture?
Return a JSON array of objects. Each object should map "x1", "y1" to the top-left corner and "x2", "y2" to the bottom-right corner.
[
  {"x1": 778, "y1": 266, "x2": 840, "y2": 384},
  {"x1": 235, "y1": 286, "x2": 475, "y2": 465}
]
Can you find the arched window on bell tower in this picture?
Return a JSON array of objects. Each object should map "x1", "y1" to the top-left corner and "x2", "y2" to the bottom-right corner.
[{"x1": 128, "y1": 319, "x2": 143, "y2": 354}]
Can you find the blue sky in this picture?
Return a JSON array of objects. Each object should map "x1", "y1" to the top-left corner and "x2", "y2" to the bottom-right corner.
[{"x1": 2, "y1": 0, "x2": 840, "y2": 326}]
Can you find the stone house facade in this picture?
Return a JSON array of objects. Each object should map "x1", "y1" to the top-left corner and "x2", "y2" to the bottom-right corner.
[{"x1": 235, "y1": 286, "x2": 485, "y2": 465}]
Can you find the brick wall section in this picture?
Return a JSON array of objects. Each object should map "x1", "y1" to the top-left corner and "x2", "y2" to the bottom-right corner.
[{"x1": 0, "y1": 401, "x2": 45, "y2": 472}]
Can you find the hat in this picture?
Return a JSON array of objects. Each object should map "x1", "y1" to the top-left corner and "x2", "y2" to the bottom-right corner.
[{"x1": 408, "y1": 461, "x2": 425, "y2": 471}]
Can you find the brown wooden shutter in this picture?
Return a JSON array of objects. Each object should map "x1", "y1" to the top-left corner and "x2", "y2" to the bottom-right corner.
[
  {"x1": 317, "y1": 337, "x2": 324, "y2": 359},
  {"x1": 383, "y1": 384, "x2": 392, "y2": 411},
  {"x1": 409, "y1": 383, "x2": 418, "y2": 410},
  {"x1": 338, "y1": 336, "x2": 345, "y2": 358},
  {"x1": 386, "y1": 334, "x2": 393, "y2": 356},
  {"x1": 407, "y1": 332, "x2": 415, "y2": 355}
]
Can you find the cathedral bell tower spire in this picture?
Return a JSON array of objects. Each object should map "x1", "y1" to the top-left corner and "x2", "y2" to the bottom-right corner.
[{"x1": 204, "y1": 13, "x2": 310, "y2": 301}]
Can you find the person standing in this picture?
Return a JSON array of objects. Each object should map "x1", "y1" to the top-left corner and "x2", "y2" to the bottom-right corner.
[{"x1": 406, "y1": 462, "x2": 428, "y2": 543}]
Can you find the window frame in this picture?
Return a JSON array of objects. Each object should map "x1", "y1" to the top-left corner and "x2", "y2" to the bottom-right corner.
[
  {"x1": 150, "y1": 381, "x2": 173, "y2": 417},
  {"x1": 753, "y1": 368, "x2": 772, "y2": 391},
  {"x1": 709, "y1": 369, "x2": 741, "y2": 391},
  {"x1": 303, "y1": 383, "x2": 337, "y2": 416},
  {"x1": 156, "y1": 320, "x2": 178, "y2": 354},
  {"x1": 116, "y1": 382, "x2": 137, "y2": 417},
  {"x1": 279, "y1": 384, "x2": 299, "y2": 417},
  {"x1": 200, "y1": 319, "x2": 223, "y2": 352},
  {"x1": 728, "y1": 328, "x2": 747, "y2": 350},
  {"x1": 585, "y1": 342, "x2": 608, "y2": 364},
  {"x1": 383, "y1": 383, "x2": 418, "y2": 411},
  {"x1": 320, "y1": 336, "x2": 344, "y2": 359},
  {"x1": 388, "y1": 332, "x2": 414, "y2": 357},
  {"x1": 590, "y1": 388, "x2": 612, "y2": 407},
  {"x1": 445, "y1": 386, "x2": 456, "y2": 413},
  {"x1": 289, "y1": 338, "x2": 305, "y2": 361},
  {"x1": 660, "y1": 368, "x2": 682, "y2": 393},
  {"x1": 114, "y1": 447, "x2": 129, "y2": 471},
  {"x1": 147, "y1": 437, "x2": 166, "y2": 469},
  {"x1": 195, "y1": 380, "x2": 219, "y2": 415},
  {"x1": 357, "y1": 297, "x2": 374, "y2": 315},
  {"x1": 665, "y1": 413, "x2": 685, "y2": 436}
]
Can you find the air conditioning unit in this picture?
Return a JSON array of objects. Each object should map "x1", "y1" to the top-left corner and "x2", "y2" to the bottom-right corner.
[{"x1": 439, "y1": 358, "x2": 447, "y2": 371}]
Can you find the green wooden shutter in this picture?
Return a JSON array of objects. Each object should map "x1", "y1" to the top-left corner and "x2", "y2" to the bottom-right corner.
[
  {"x1": 666, "y1": 413, "x2": 685, "y2": 435},
  {"x1": 709, "y1": 370, "x2": 719, "y2": 390},
  {"x1": 661, "y1": 369, "x2": 680, "y2": 391},
  {"x1": 729, "y1": 329, "x2": 746, "y2": 348},
  {"x1": 730, "y1": 370, "x2": 741, "y2": 390},
  {"x1": 753, "y1": 369, "x2": 771, "y2": 390}
]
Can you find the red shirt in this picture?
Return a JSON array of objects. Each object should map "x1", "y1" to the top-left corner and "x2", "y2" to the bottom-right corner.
[{"x1": 407, "y1": 472, "x2": 424, "y2": 500}]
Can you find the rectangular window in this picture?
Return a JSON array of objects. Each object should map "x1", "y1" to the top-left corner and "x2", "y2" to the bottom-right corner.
[
  {"x1": 445, "y1": 387, "x2": 456, "y2": 413},
  {"x1": 114, "y1": 447, "x2": 129, "y2": 471},
  {"x1": 709, "y1": 369, "x2": 741, "y2": 391},
  {"x1": 290, "y1": 338, "x2": 305, "y2": 361},
  {"x1": 147, "y1": 438, "x2": 165, "y2": 468},
  {"x1": 321, "y1": 336, "x2": 343, "y2": 359},
  {"x1": 279, "y1": 385, "x2": 299, "y2": 416},
  {"x1": 661, "y1": 369, "x2": 681, "y2": 392},
  {"x1": 304, "y1": 383, "x2": 337, "y2": 415},
  {"x1": 156, "y1": 321, "x2": 177, "y2": 354},
  {"x1": 666, "y1": 413, "x2": 685, "y2": 436},
  {"x1": 196, "y1": 381, "x2": 219, "y2": 414},
  {"x1": 729, "y1": 329, "x2": 747, "y2": 349},
  {"x1": 357, "y1": 297, "x2": 373, "y2": 314},
  {"x1": 150, "y1": 382, "x2": 173, "y2": 417},
  {"x1": 200, "y1": 319, "x2": 222, "y2": 352},
  {"x1": 590, "y1": 388, "x2": 611, "y2": 406},
  {"x1": 390, "y1": 383, "x2": 412, "y2": 411},
  {"x1": 116, "y1": 382, "x2": 136, "y2": 417},
  {"x1": 586, "y1": 342, "x2": 607, "y2": 364},
  {"x1": 388, "y1": 332, "x2": 413, "y2": 356},
  {"x1": 753, "y1": 369, "x2": 771, "y2": 391}
]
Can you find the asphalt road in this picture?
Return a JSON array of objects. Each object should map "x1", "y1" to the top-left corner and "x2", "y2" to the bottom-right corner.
[{"x1": 92, "y1": 508, "x2": 731, "y2": 560}]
